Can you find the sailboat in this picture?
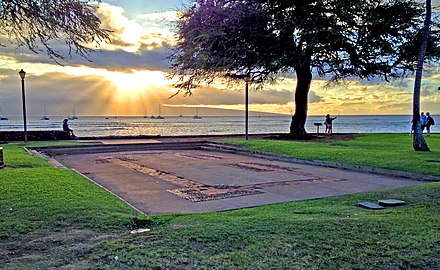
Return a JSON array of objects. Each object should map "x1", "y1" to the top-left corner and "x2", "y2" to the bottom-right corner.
[
  {"x1": 143, "y1": 109, "x2": 148, "y2": 118},
  {"x1": 155, "y1": 104, "x2": 165, "y2": 119},
  {"x1": 68, "y1": 109, "x2": 78, "y2": 120},
  {"x1": 0, "y1": 106, "x2": 8, "y2": 120},
  {"x1": 192, "y1": 107, "x2": 202, "y2": 119},
  {"x1": 40, "y1": 105, "x2": 49, "y2": 120}
]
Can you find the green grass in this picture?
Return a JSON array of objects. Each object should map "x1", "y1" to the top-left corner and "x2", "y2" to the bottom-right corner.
[
  {"x1": 1, "y1": 142, "x2": 84, "y2": 168},
  {"x1": 0, "y1": 142, "x2": 141, "y2": 268},
  {"x1": 223, "y1": 134, "x2": 440, "y2": 176},
  {"x1": 1, "y1": 138, "x2": 439, "y2": 269}
]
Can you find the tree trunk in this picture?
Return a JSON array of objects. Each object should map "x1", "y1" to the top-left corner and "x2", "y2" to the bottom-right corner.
[
  {"x1": 413, "y1": 0, "x2": 431, "y2": 151},
  {"x1": 289, "y1": 65, "x2": 312, "y2": 139}
]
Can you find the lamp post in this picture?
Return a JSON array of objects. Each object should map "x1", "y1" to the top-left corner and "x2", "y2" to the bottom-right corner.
[
  {"x1": 19, "y1": 69, "x2": 27, "y2": 143},
  {"x1": 243, "y1": 75, "x2": 251, "y2": 140}
]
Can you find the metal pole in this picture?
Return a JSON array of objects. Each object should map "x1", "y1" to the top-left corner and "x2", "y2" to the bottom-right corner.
[
  {"x1": 21, "y1": 77, "x2": 27, "y2": 143},
  {"x1": 245, "y1": 81, "x2": 249, "y2": 140}
]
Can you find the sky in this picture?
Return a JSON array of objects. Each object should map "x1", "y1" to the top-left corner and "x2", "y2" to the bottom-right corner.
[{"x1": 0, "y1": 0, "x2": 439, "y2": 117}]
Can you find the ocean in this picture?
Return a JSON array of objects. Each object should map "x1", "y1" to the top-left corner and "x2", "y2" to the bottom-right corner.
[{"x1": 0, "y1": 115, "x2": 422, "y2": 137}]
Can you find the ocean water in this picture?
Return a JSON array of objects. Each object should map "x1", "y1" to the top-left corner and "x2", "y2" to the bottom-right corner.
[{"x1": 0, "y1": 115, "x2": 422, "y2": 137}]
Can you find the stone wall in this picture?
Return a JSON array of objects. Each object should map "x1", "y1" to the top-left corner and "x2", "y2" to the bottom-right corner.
[{"x1": 0, "y1": 131, "x2": 72, "y2": 141}]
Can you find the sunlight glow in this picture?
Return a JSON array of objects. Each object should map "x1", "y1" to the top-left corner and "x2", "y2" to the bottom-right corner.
[{"x1": 106, "y1": 70, "x2": 169, "y2": 95}]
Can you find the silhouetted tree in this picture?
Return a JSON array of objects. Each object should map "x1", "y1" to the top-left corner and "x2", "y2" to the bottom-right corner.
[
  {"x1": 0, "y1": 0, "x2": 109, "y2": 63},
  {"x1": 412, "y1": 0, "x2": 432, "y2": 151},
  {"x1": 171, "y1": 0, "x2": 440, "y2": 138}
]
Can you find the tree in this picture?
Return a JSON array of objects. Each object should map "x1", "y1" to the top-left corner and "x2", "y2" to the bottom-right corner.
[
  {"x1": 0, "y1": 0, "x2": 109, "y2": 63},
  {"x1": 412, "y1": 0, "x2": 431, "y2": 151},
  {"x1": 171, "y1": 0, "x2": 440, "y2": 138}
]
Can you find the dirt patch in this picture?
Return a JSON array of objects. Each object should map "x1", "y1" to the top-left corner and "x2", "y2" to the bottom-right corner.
[{"x1": 1, "y1": 228, "x2": 119, "y2": 268}]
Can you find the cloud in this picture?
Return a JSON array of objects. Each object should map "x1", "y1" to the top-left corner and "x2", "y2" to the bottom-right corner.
[
  {"x1": 308, "y1": 91, "x2": 321, "y2": 103},
  {"x1": 421, "y1": 86, "x2": 434, "y2": 96},
  {"x1": 0, "y1": 3, "x2": 175, "y2": 73},
  {"x1": 137, "y1": 11, "x2": 178, "y2": 26},
  {"x1": 76, "y1": 45, "x2": 172, "y2": 72},
  {"x1": 166, "y1": 85, "x2": 296, "y2": 106},
  {"x1": 0, "y1": 39, "x2": 173, "y2": 74},
  {"x1": 95, "y1": 3, "x2": 175, "y2": 53}
]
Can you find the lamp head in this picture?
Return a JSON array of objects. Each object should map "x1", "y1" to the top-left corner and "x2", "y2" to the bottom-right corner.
[
  {"x1": 243, "y1": 75, "x2": 251, "y2": 83},
  {"x1": 19, "y1": 69, "x2": 26, "y2": 79}
]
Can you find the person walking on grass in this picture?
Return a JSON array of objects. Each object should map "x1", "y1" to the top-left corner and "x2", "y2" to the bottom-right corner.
[
  {"x1": 425, "y1": 112, "x2": 435, "y2": 136},
  {"x1": 62, "y1": 119, "x2": 76, "y2": 138},
  {"x1": 325, "y1": 114, "x2": 338, "y2": 136}
]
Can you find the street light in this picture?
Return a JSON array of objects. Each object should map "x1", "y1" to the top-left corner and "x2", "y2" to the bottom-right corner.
[
  {"x1": 19, "y1": 69, "x2": 27, "y2": 143},
  {"x1": 243, "y1": 75, "x2": 251, "y2": 140}
]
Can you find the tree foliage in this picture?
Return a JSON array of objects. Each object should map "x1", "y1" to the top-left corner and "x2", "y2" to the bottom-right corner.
[
  {"x1": 0, "y1": 0, "x2": 110, "y2": 63},
  {"x1": 171, "y1": 0, "x2": 440, "y2": 138}
]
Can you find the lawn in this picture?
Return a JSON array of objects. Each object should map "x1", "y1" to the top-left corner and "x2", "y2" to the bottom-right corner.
[
  {"x1": 0, "y1": 137, "x2": 439, "y2": 269},
  {"x1": 224, "y1": 134, "x2": 440, "y2": 177}
]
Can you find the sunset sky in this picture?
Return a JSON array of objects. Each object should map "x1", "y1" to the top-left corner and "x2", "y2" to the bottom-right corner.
[{"x1": 0, "y1": 0, "x2": 439, "y2": 117}]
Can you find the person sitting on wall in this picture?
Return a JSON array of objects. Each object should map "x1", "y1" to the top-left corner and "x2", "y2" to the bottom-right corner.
[{"x1": 62, "y1": 119, "x2": 76, "y2": 138}]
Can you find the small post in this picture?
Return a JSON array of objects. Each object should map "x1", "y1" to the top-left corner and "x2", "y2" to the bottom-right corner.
[{"x1": 244, "y1": 75, "x2": 251, "y2": 140}]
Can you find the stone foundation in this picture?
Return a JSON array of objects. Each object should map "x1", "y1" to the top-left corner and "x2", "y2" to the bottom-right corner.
[{"x1": 0, "y1": 131, "x2": 72, "y2": 141}]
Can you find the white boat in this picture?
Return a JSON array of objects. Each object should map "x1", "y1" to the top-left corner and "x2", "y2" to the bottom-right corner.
[
  {"x1": 68, "y1": 109, "x2": 78, "y2": 120},
  {"x1": 155, "y1": 104, "x2": 165, "y2": 119},
  {"x1": 192, "y1": 108, "x2": 202, "y2": 119},
  {"x1": 41, "y1": 105, "x2": 49, "y2": 120}
]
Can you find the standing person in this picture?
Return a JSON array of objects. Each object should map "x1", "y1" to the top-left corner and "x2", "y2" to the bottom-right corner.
[
  {"x1": 324, "y1": 114, "x2": 338, "y2": 136},
  {"x1": 425, "y1": 112, "x2": 435, "y2": 136},
  {"x1": 62, "y1": 119, "x2": 75, "y2": 138},
  {"x1": 420, "y1": 112, "x2": 428, "y2": 132}
]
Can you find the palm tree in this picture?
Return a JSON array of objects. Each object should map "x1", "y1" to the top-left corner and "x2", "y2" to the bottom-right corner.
[{"x1": 412, "y1": 0, "x2": 431, "y2": 151}]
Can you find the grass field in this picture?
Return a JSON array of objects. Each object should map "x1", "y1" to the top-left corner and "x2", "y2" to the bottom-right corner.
[
  {"x1": 224, "y1": 134, "x2": 440, "y2": 177},
  {"x1": 1, "y1": 136, "x2": 439, "y2": 269}
]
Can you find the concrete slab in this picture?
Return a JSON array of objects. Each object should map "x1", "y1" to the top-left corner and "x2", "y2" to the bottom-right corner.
[
  {"x1": 53, "y1": 147, "x2": 421, "y2": 215},
  {"x1": 378, "y1": 199, "x2": 406, "y2": 207},
  {"x1": 357, "y1": 202, "x2": 385, "y2": 210}
]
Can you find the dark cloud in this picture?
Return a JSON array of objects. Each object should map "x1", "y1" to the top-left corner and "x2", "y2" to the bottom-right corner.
[
  {"x1": 308, "y1": 91, "x2": 321, "y2": 103},
  {"x1": 0, "y1": 35, "x2": 173, "y2": 72},
  {"x1": 82, "y1": 44, "x2": 173, "y2": 72},
  {"x1": 168, "y1": 86, "x2": 295, "y2": 106},
  {"x1": 0, "y1": 68, "x2": 18, "y2": 77}
]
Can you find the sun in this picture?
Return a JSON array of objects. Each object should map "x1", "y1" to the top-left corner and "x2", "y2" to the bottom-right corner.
[
  {"x1": 107, "y1": 70, "x2": 169, "y2": 96},
  {"x1": 62, "y1": 65, "x2": 170, "y2": 96}
]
